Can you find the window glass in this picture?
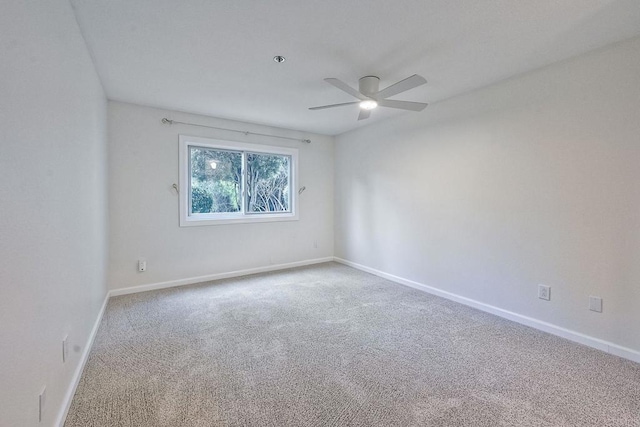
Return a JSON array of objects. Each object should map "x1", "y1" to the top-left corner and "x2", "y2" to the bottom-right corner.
[
  {"x1": 190, "y1": 147, "x2": 242, "y2": 214},
  {"x1": 246, "y1": 153, "x2": 290, "y2": 213}
]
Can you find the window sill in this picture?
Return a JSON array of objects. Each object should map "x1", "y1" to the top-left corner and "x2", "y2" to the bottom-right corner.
[{"x1": 179, "y1": 213, "x2": 299, "y2": 227}]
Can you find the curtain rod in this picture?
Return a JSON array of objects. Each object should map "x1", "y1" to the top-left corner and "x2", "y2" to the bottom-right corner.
[{"x1": 161, "y1": 118, "x2": 311, "y2": 144}]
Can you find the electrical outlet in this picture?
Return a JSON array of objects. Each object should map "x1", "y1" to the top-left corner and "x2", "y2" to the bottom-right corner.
[
  {"x1": 62, "y1": 336, "x2": 69, "y2": 363},
  {"x1": 138, "y1": 259, "x2": 146, "y2": 272},
  {"x1": 39, "y1": 386, "x2": 46, "y2": 422},
  {"x1": 589, "y1": 296, "x2": 603, "y2": 313},
  {"x1": 538, "y1": 284, "x2": 551, "y2": 301}
]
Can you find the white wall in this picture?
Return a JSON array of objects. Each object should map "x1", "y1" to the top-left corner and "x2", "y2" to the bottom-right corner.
[
  {"x1": 0, "y1": 1, "x2": 108, "y2": 425},
  {"x1": 108, "y1": 102, "x2": 334, "y2": 290},
  {"x1": 335, "y1": 37, "x2": 640, "y2": 353}
]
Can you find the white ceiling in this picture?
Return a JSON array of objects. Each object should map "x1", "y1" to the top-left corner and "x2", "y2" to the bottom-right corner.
[{"x1": 70, "y1": 0, "x2": 640, "y2": 135}]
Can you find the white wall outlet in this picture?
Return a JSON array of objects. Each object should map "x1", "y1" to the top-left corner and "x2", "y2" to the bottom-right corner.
[
  {"x1": 39, "y1": 386, "x2": 46, "y2": 422},
  {"x1": 538, "y1": 284, "x2": 551, "y2": 301},
  {"x1": 138, "y1": 259, "x2": 146, "y2": 272},
  {"x1": 62, "y1": 335, "x2": 69, "y2": 363},
  {"x1": 589, "y1": 296, "x2": 603, "y2": 313}
]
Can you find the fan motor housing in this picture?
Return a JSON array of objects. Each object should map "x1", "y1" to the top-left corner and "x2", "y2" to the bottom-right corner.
[{"x1": 359, "y1": 76, "x2": 380, "y2": 97}]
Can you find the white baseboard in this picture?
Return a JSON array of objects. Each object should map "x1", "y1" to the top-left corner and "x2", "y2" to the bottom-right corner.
[
  {"x1": 54, "y1": 255, "x2": 638, "y2": 426},
  {"x1": 109, "y1": 257, "x2": 335, "y2": 297},
  {"x1": 333, "y1": 257, "x2": 640, "y2": 364},
  {"x1": 56, "y1": 293, "x2": 110, "y2": 427}
]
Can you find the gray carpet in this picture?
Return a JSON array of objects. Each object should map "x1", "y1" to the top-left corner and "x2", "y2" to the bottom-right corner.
[{"x1": 65, "y1": 262, "x2": 640, "y2": 426}]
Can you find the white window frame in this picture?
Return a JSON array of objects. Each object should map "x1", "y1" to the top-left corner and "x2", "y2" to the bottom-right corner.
[{"x1": 179, "y1": 135, "x2": 299, "y2": 226}]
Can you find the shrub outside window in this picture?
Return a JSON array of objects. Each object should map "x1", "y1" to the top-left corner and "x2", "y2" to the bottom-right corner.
[{"x1": 179, "y1": 135, "x2": 298, "y2": 226}]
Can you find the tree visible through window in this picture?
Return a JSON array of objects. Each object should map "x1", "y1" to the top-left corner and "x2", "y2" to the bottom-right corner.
[
  {"x1": 246, "y1": 153, "x2": 290, "y2": 213},
  {"x1": 190, "y1": 148, "x2": 242, "y2": 214},
  {"x1": 181, "y1": 137, "x2": 297, "y2": 225}
]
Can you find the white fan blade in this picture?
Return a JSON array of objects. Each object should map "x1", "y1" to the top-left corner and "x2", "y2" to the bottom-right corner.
[
  {"x1": 376, "y1": 74, "x2": 427, "y2": 99},
  {"x1": 378, "y1": 99, "x2": 428, "y2": 111},
  {"x1": 358, "y1": 109, "x2": 371, "y2": 121},
  {"x1": 324, "y1": 78, "x2": 367, "y2": 100},
  {"x1": 309, "y1": 101, "x2": 359, "y2": 110}
]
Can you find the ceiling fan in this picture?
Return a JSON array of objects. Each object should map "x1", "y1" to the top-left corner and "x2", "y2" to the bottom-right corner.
[{"x1": 309, "y1": 74, "x2": 428, "y2": 120}]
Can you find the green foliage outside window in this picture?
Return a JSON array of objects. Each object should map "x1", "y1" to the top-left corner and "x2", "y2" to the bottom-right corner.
[
  {"x1": 246, "y1": 153, "x2": 290, "y2": 213},
  {"x1": 190, "y1": 147, "x2": 242, "y2": 213},
  {"x1": 190, "y1": 147, "x2": 290, "y2": 214}
]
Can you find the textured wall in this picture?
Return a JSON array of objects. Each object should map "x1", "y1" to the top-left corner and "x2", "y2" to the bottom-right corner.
[
  {"x1": 335, "y1": 37, "x2": 640, "y2": 353},
  {"x1": 0, "y1": 1, "x2": 109, "y2": 425}
]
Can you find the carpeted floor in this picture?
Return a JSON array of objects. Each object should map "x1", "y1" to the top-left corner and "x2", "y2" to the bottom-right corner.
[{"x1": 65, "y1": 262, "x2": 640, "y2": 426}]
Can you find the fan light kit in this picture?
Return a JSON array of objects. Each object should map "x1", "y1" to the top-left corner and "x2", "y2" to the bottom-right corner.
[
  {"x1": 310, "y1": 74, "x2": 428, "y2": 121},
  {"x1": 359, "y1": 100, "x2": 378, "y2": 110}
]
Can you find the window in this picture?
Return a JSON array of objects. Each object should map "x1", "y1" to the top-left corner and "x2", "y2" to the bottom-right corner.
[{"x1": 179, "y1": 135, "x2": 298, "y2": 226}]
